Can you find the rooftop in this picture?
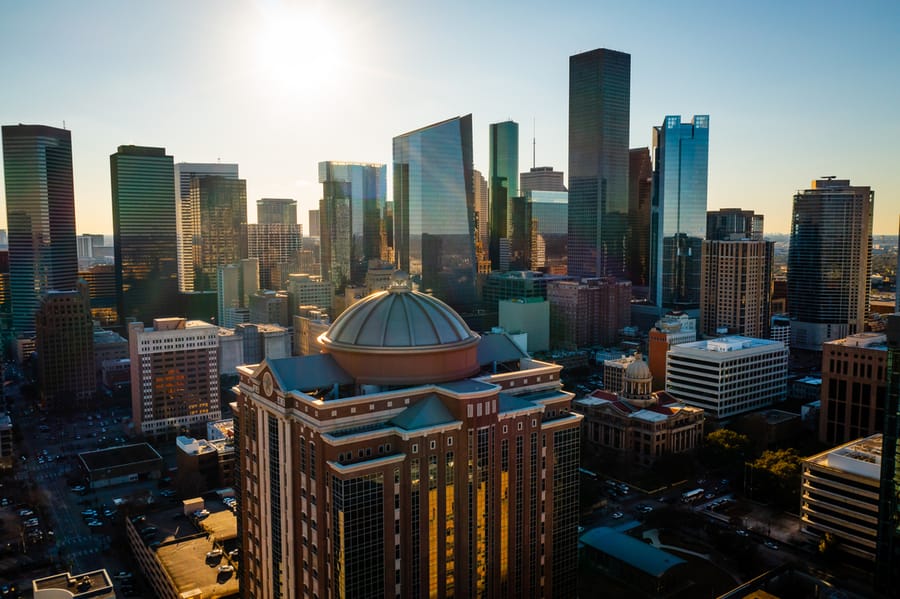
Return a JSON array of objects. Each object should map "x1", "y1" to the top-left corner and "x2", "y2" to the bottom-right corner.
[
  {"x1": 156, "y1": 535, "x2": 239, "y2": 599},
  {"x1": 806, "y1": 434, "x2": 883, "y2": 481},
  {"x1": 672, "y1": 336, "x2": 783, "y2": 356},
  {"x1": 826, "y1": 332, "x2": 887, "y2": 349},
  {"x1": 32, "y1": 569, "x2": 114, "y2": 599},
  {"x1": 580, "y1": 527, "x2": 686, "y2": 578},
  {"x1": 79, "y1": 443, "x2": 163, "y2": 472}
]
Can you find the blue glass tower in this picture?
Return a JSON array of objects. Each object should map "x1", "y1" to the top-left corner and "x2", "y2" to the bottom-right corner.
[
  {"x1": 393, "y1": 115, "x2": 477, "y2": 311},
  {"x1": 489, "y1": 120, "x2": 518, "y2": 270},
  {"x1": 649, "y1": 115, "x2": 709, "y2": 311},
  {"x1": 568, "y1": 48, "x2": 630, "y2": 279}
]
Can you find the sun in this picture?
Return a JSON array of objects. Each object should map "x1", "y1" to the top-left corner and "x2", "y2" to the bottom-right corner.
[{"x1": 255, "y1": 5, "x2": 342, "y2": 93}]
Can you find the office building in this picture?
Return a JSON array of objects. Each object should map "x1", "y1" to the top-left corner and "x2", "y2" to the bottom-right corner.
[
  {"x1": 489, "y1": 120, "x2": 519, "y2": 269},
  {"x1": 35, "y1": 286, "x2": 95, "y2": 411},
  {"x1": 2, "y1": 124, "x2": 78, "y2": 333},
  {"x1": 575, "y1": 359, "x2": 704, "y2": 465},
  {"x1": 548, "y1": 277, "x2": 631, "y2": 350},
  {"x1": 474, "y1": 168, "x2": 489, "y2": 252},
  {"x1": 286, "y1": 272, "x2": 333, "y2": 315},
  {"x1": 647, "y1": 313, "x2": 696, "y2": 390},
  {"x1": 666, "y1": 336, "x2": 788, "y2": 420},
  {"x1": 184, "y1": 176, "x2": 248, "y2": 292},
  {"x1": 79, "y1": 263, "x2": 118, "y2": 326},
  {"x1": 218, "y1": 323, "x2": 291, "y2": 374},
  {"x1": 568, "y1": 48, "x2": 630, "y2": 279},
  {"x1": 520, "y1": 166, "x2": 566, "y2": 194},
  {"x1": 111, "y1": 146, "x2": 179, "y2": 327},
  {"x1": 217, "y1": 258, "x2": 259, "y2": 329},
  {"x1": 293, "y1": 306, "x2": 330, "y2": 356},
  {"x1": 522, "y1": 190, "x2": 568, "y2": 273},
  {"x1": 175, "y1": 434, "x2": 236, "y2": 498},
  {"x1": 318, "y1": 161, "x2": 387, "y2": 291},
  {"x1": 498, "y1": 297, "x2": 550, "y2": 353},
  {"x1": 700, "y1": 211, "x2": 774, "y2": 338},
  {"x1": 174, "y1": 162, "x2": 240, "y2": 293},
  {"x1": 707, "y1": 208, "x2": 763, "y2": 241},
  {"x1": 258, "y1": 197, "x2": 297, "y2": 225},
  {"x1": 876, "y1": 314, "x2": 900, "y2": 588},
  {"x1": 236, "y1": 274, "x2": 581, "y2": 598},
  {"x1": 819, "y1": 332, "x2": 888, "y2": 445},
  {"x1": 627, "y1": 147, "x2": 652, "y2": 289},
  {"x1": 393, "y1": 115, "x2": 478, "y2": 310},
  {"x1": 308, "y1": 208, "x2": 320, "y2": 238},
  {"x1": 649, "y1": 115, "x2": 709, "y2": 312},
  {"x1": 128, "y1": 318, "x2": 220, "y2": 437},
  {"x1": 788, "y1": 179, "x2": 873, "y2": 351},
  {"x1": 603, "y1": 353, "x2": 639, "y2": 394},
  {"x1": 801, "y1": 434, "x2": 881, "y2": 561},
  {"x1": 245, "y1": 221, "x2": 302, "y2": 290},
  {"x1": 248, "y1": 290, "x2": 289, "y2": 326}
]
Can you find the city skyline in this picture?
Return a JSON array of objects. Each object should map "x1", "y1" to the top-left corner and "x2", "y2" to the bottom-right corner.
[{"x1": 1, "y1": 1, "x2": 897, "y2": 237}]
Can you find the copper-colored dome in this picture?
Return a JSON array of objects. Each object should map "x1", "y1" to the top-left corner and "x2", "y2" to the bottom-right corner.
[{"x1": 319, "y1": 272, "x2": 481, "y2": 385}]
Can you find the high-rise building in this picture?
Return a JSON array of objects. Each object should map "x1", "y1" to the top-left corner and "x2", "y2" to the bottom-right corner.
[
  {"x1": 308, "y1": 208, "x2": 320, "y2": 238},
  {"x1": 217, "y1": 258, "x2": 259, "y2": 329},
  {"x1": 245, "y1": 222, "x2": 302, "y2": 290},
  {"x1": 649, "y1": 115, "x2": 709, "y2": 312},
  {"x1": 520, "y1": 166, "x2": 566, "y2": 194},
  {"x1": 2, "y1": 124, "x2": 78, "y2": 333},
  {"x1": 706, "y1": 208, "x2": 763, "y2": 241},
  {"x1": 819, "y1": 332, "x2": 888, "y2": 445},
  {"x1": 235, "y1": 278, "x2": 581, "y2": 598},
  {"x1": 174, "y1": 162, "x2": 240, "y2": 292},
  {"x1": 285, "y1": 272, "x2": 332, "y2": 316},
  {"x1": 185, "y1": 176, "x2": 247, "y2": 292},
  {"x1": 318, "y1": 161, "x2": 387, "y2": 291},
  {"x1": 627, "y1": 147, "x2": 652, "y2": 288},
  {"x1": 257, "y1": 198, "x2": 297, "y2": 225},
  {"x1": 128, "y1": 317, "x2": 220, "y2": 437},
  {"x1": 393, "y1": 115, "x2": 477, "y2": 310},
  {"x1": 489, "y1": 120, "x2": 519, "y2": 269},
  {"x1": 473, "y1": 169, "x2": 489, "y2": 251},
  {"x1": 876, "y1": 314, "x2": 900, "y2": 589},
  {"x1": 568, "y1": 48, "x2": 630, "y2": 279},
  {"x1": 522, "y1": 191, "x2": 568, "y2": 273},
  {"x1": 701, "y1": 209, "x2": 773, "y2": 338},
  {"x1": 666, "y1": 337, "x2": 788, "y2": 420},
  {"x1": 78, "y1": 264, "x2": 118, "y2": 326},
  {"x1": 548, "y1": 277, "x2": 631, "y2": 349},
  {"x1": 35, "y1": 285, "x2": 95, "y2": 411},
  {"x1": 111, "y1": 146, "x2": 178, "y2": 327},
  {"x1": 788, "y1": 179, "x2": 873, "y2": 351},
  {"x1": 648, "y1": 312, "x2": 697, "y2": 390}
]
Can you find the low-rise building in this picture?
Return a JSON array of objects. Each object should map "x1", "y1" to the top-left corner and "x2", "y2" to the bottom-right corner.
[
  {"x1": 0, "y1": 412, "x2": 12, "y2": 470},
  {"x1": 602, "y1": 354, "x2": 639, "y2": 394},
  {"x1": 175, "y1": 434, "x2": 235, "y2": 497},
  {"x1": 666, "y1": 336, "x2": 788, "y2": 420},
  {"x1": 78, "y1": 443, "x2": 164, "y2": 489},
  {"x1": 801, "y1": 434, "x2": 881, "y2": 561},
  {"x1": 218, "y1": 322, "x2": 291, "y2": 374},
  {"x1": 32, "y1": 569, "x2": 115, "y2": 599},
  {"x1": 647, "y1": 312, "x2": 696, "y2": 390}
]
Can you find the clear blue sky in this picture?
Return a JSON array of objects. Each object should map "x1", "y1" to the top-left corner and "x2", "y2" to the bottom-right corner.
[{"x1": 1, "y1": 0, "x2": 898, "y2": 235}]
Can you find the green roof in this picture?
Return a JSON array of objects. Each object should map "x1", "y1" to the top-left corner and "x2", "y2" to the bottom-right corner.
[{"x1": 580, "y1": 527, "x2": 686, "y2": 578}]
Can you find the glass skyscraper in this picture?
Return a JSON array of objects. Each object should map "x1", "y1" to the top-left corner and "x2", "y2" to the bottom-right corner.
[
  {"x1": 393, "y1": 115, "x2": 477, "y2": 311},
  {"x1": 627, "y1": 147, "x2": 652, "y2": 288},
  {"x1": 187, "y1": 176, "x2": 248, "y2": 292},
  {"x1": 489, "y1": 120, "x2": 518, "y2": 269},
  {"x1": 2, "y1": 124, "x2": 78, "y2": 333},
  {"x1": 257, "y1": 198, "x2": 297, "y2": 225},
  {"x1": 110, "y1": 145, "x2": 178, "y2": 327},
  {"x1": 318, "y1": 161, "x2": 387, "y2": 291},
  {"x1": 787, "y1": 178, "x2": 873, "y2": 351},
  {"x1": 568, "y1": 48, "x2": 630, "y2": 279},
  {"x1": 649, "y1": 115, "x2": 709, "y2": 311}
]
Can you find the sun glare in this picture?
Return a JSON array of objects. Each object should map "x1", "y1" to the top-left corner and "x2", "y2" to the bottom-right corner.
[{"x1": 256, "y1": 6, "x2": 342, "y2": 94}]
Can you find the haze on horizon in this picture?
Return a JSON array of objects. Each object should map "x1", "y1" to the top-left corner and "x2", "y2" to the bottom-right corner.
[{"x1": 1, "y1": 0, "x2": 898, "y2": 236}]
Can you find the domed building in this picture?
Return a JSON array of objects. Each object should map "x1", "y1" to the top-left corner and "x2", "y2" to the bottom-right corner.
[
  {"x1": 575, "y1": 354, "x2": 704, "y2": 466},
  {"x1": 236, "y1": 273, "x2": 582, "y2": 598}
]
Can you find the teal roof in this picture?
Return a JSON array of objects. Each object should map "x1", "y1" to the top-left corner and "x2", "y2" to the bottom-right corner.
[
  {"x1": 267, "y1": 354, "x2": 354, "y2": 392},
  {"x1": 498, "y1": 393, "x2": 541, "y2": 414},
  {"x1": 477, "y1": 332, "x2": 528, "y2": 366},
  {"x1": 390, "y1": 395, "x2": 457, "y2": 431},
  {"x1": 580, "y1": 527, "x2": 686, "y2": 578}
]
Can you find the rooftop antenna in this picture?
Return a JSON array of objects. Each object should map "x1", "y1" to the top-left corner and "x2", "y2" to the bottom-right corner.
[
  {"x1": 821, "y1": 175, "x2": 836, "y2": 180},
  {"x1": 62, "y1": 120, "x2": 66, "y2": 130},
  {"x1": 532, "y1": 117, "x2": 536, "y2": 169}
]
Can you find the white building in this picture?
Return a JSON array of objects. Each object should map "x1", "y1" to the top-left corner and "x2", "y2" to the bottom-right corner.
[
  {"x1": 218, "y1": 323, "x2": 291, "y2": 374},
  {"x1": 128, "y1": 318, "x2": 221, "y2": 437},
  {"x1": 217, "y1": 258, "x2": 259, "y2": 328},
  {"x1": 801, "y1": 434, "x2": 881, "y2": 560},
  {"x1": 666, "y1": 336, "x2": 787, "y2": 419}
]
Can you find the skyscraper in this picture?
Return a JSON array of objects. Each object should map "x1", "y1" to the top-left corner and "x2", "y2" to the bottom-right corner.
[
  {"x1": 245, "y1": 221, "x2": 303, "y2": 290},
  {"x1": 318, "y1": 161, "x2": 387, "y2": 291},
  {"x1": 111, "y1": 145, "x2": 179, "y2": 327},
  {"x1": 257, "y1": 197, "x2": 297, "y2": 225},
  {"x1": 701, "y1": 209, "x2": 773, "y2": 338},
  {"x1": 186, "y1": 176, "x2": 247, "y2": 292},
  {"x1": 2, "y1": 124, "x2": 78, "y2": 333},
  {"x1": 520, "y1": 166, "x2": 566, "y2": 194},
  {"x1": 393, "y1": 115, "x2": 477, "y2": 310},
  {"x1": 489, "y1": 120, "x2": 518, "y2": 269},
  {"x1": 308, "y1": 208, "x2": 320, "y2": 238},
  {"x1": 173, "y1": 162, "x2": 240, "y2": 293},
  {"x1": 649, "y1": 115, "x2": 709, "y2": 312},
  {"x1": 473, "y1": 168, "x2": 489, "y2": 251},
  {"x1": 787, "y1": 179, "x2": 873, "y2": 351},
  {"x1": 568, "y1": 48, "x2": 630, "y2": 279},
  {"x1": 876, "y1": 314, "x2": 900, "y2": 590},
  {"x1": 627, "y1": 147, "x2": 652, "y2": 288}
]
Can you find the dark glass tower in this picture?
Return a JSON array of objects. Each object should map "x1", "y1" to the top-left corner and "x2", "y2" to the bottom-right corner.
[
  {"x1": 787, "y1": 179, "x2": 873, "y2": 351},
  {"x1": 188, "y1": 176, "x2": 248, "y2": 292},
  {"x1": 318, "y1": 161, "x2": 387, "y2": 291},
  {"x1": 627, "y1": 147, "x2": 652, "y2": 288},
  {"x1": 110, "y1": 145, "x2": 178, "y2": 327},
  {"x1": 568, "y1": 48, "x2": 630, "y2": 279},
  {"x1": 877, "y1": 313, "x2": 900, "y2": 590},
  {"x1": 257, "y1": 198, "x2": 297, "y2": 225},
  {"x1": 393, "y1": 115, "x2": 477, "y2": 311},
  {"x1": 2, "y1": 124, "x2": 78, "y2": 333},
  {"x1": 649, "y1": 115, "x2": 709, "y2": 311},
  {"x1": 489, "y1": 120, "x2": 518, "y2": 270}
]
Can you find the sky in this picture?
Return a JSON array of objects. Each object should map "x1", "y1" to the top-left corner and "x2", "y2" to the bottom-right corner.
[{"x1": 1, "y1": 0, "x2": 899, "y2": 236}]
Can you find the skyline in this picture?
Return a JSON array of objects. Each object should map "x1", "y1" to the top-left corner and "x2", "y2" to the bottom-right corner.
[{"x1": 1, "y1": 0, "x2": 899, "y2": 236}]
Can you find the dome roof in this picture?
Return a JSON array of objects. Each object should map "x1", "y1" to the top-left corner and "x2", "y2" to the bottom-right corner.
[
  {"x1": 319, "y1": 272, "x2": 481, "y2": 385},
  {"x1": 625, "y1": 358, "x2": 651, "y2": 381}
]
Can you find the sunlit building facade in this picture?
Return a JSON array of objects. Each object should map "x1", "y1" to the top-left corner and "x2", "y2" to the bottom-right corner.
[
  {"x1": 186, "y1": 176, "x2": 248, "y2": 292},
  {"x1": 111, "y1": 145, "x2": 179, "y2": 327},
  {"x1": 489, "y1": 120, "x2": 518, "y2": 270},
  {"x1": 393, "y1": 115, "x2": 478, "y2": 311},
  {"x1": 523, "y1": 190, "x2": 567, "y2": 273},
  {"x1": 650, "y1": 115, "x2": 709, "y2": 312},
  {"x1": 236, "y1": 277, "x2": 581, "y2": 598},
  {"x1": 245, "y1": 222, "x2": 303, "y2": 290},
  {"x1": 258, "y1": 197, "x2": 297, "y2": 225},
  {"x1": 2, "y1": 124, "x2": 78, "y2": 333},
  {"x1": 568, "y1": 48, "x2": 630, "y2": 279}
]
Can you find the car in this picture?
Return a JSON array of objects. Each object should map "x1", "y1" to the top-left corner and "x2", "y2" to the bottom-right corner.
[
  {"x1": 81, "y1": 509, "x2": 97, "y2": 517},
  {"x1": 160, "y1": 489, "x2": 176, "y2": 497},
  {"x1": 704, "y1": 493, "x2": 715, "y2": 500},
  {"x1": 229, "y1": 548, "x2": 240, "y2": 559},
  {"x1": 114, "y1": 571, "x2": 133, "y2": 580},
  {"x1": 87, "y1": 519, "x2": 103, "y2": 527},
  {"x1": 611, "y1": 512, "x2": 623, "y2": 519},
  {"x1": 736, "y1": 529, "x2": 749, "y2": 537},
  {"x1": 193, "y1": 509, "x2": 210, "y2": 519},
  {"x1": 217, "y1": 564, "x2": 234, "y2": 573},
  {"x1": 18, "y1": 509, "x2": 34, "y2": 517},
  {"x1": 72, "y1": 485, "x2": 86, "y2": 493},
  {"x1": 764, "y1": 540, "x2": 779, "y2": 550},
  {"x1": 639, "y1": 506, "x2": 653, "y2": 514},
  {"x1": 206, "y1": 549, "x2": 223, "y2": 560}
]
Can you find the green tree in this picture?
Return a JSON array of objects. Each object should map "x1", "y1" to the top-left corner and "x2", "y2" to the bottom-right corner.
[
  {"x1": 748, "y1": 448, "x2": 802, "y2": 509},
  {"x1": 703, "y1": 429, "x2": 752, "y2": 469}
]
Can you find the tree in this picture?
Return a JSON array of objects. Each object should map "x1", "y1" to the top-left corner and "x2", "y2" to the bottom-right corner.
[
  {"x1": 703, "y1": 429, "x2": 752, "y2": 469},
  {"x1": 747, "y1": 448, "x2": 802, "y2": 509}
]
